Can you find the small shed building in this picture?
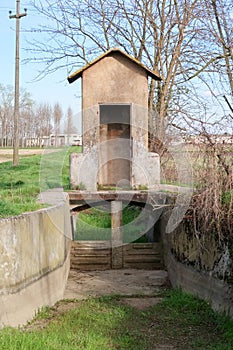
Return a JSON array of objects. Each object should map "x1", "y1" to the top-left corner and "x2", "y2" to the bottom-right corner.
[{"x1": 68, "y1": 47, "x2": 161, "y2": 191}]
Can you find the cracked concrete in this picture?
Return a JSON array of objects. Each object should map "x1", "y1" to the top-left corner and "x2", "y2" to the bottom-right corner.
[{"x1": 64, "y1": 269, "x2": 169, "y2": 300}]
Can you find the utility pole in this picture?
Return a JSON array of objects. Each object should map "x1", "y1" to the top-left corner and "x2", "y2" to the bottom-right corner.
[{"x1": 9, "y1": 0, "x2": 27, "y2": 166}]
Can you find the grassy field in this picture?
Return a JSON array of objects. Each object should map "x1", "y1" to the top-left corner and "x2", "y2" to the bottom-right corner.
[
  {"x1": 160, "y1": 143, "x2": 233, "y2": 186},
  {"x1": 76, "y1": 205, "x2": 148, "y2": 242},
  {"x1": 0, "y1": 289, "x2": 232, "y2": 349},
  {"x1": 0, "y1": 147, "x2": 81, "y2": 218}
]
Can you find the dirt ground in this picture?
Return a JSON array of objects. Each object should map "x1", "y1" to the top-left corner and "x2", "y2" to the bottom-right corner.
[
  {"x1": 64, "y1": 269, "x2": 169, "y2": 310},
  {"x1": 0, "y1": 148, "x2": 57, "y2": 163},
  {"x1": 0, "y1": 149, "x2": 42, "y2": 163}
]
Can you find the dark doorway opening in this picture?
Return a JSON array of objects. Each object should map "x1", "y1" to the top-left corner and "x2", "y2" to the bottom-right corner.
[{"x1": 99, "y1": 104, "x2": 131, "y2": 188}]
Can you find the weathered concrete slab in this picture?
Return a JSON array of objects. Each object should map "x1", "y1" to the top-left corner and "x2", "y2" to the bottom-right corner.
[{"x1": 64, "y1": 269, "x2": 168, "y2": 299}]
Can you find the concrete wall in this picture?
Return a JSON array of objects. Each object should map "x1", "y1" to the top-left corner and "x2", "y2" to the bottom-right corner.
[
  {"x1": 131, "y1": 104, "x2": 148, "y2": 149},
  {"x1": 70, "y1": 149, "x2": 98, "y2": 191},
  {"x1": 132, "y1": 143, "x2": 160, "y2": 189},
  {"x1": 160, "y1": 210, "x2": 233, "y2": 318},
  {"x1": 0, "y1": 195, "x2": 72, "y2": 327},
  {"x1": 70, "y1": 142, "x2": 160, "y2": 191},
  {"x1": 82, "y1": 106, "x2": 99, "y2": 154}
]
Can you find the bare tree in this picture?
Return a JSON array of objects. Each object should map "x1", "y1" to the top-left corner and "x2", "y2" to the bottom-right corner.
[
  {"x1": 64, "y1": 106, "x2": 77, "y2": 144},
  {"x1": 28, "y1": 0, "x2": 232, "y2": 144},
  {"x1": 18, "y1": 89, "x2": 34, "y2": 146},
  {"x1": 204, "y1": 0, "x2": 232, "y2": 93},
  {"x1": 0, "y1": 85, "x2": 14, "y2": 147},
  {"x1": 0, "y1": 85, "x2": 32, "y2": 147},
  {"x1": 209, "y1": 0, "x2": 233, "y2": 116},
  {"x1": 36, "y1": 103, "x2": 53, "y2": 137},
  {"x1": 53, "y1": 102, "x2": 63, "y2": 146}
]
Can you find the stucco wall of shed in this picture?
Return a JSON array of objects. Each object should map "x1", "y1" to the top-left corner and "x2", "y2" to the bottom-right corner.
[
  {"x1": 82, "y1": 52, "x2": 148, "y2": 110},
  {"x1": 82, "y1": 52, "x2": 149, "y2": 153}
]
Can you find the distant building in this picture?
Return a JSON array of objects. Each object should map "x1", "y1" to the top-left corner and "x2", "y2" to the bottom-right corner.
[
  {"x1": 187, "y1": 134, "x2": 233, "y2": 145},
  {"x1": 49, "y1": 134, "x2": 82, "y2": 147},
  {"x1": 25, "y1": 134, "x2": 82, "y2": 148}
]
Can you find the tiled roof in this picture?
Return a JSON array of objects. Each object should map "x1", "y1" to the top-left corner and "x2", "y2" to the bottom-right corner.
[{"x1": 67, "y1": 47, "x2": 161, "y2": 83}]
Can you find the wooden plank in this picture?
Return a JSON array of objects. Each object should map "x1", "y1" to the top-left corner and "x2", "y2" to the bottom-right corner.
[
  {"x1": 70, "y1": 257, "x2": 111, "y2": 264},
  {"x1": 129, "y1": 243, "x2": 159, "y2": 249},
  {"x1": 71, "y1": 265, "x2": 111, "y2": 270},
  {"x1": 123, "y1": 262, "x2": 162, "y2": 269},
  {"x1": 123, "y1": 248, "x2": 161, "y2": 256},
  {"x1": 72, "y1": 254, "x2": 110, "y2": 260},
  {"x1": 124, "y1": 249, "x2": 160, "y2": 255},
  {"x1": 71, "y1": 240, "x2": 111, "y2": 271},
  {"x1": 124, "y1": 256, "x2": 161, "y2": 263},
  {"x1": 72, "y1": 246, "x2": 111, "y2": 251},
  {"x1": 72, "y1": 257, "x2": 110, "y2": 265},
  {"x1": 70, "y1": 241, "x2": 164, "y2": 271},
  {"x1": 72, "y1": 246, "x2": 111, "y2": 250},
  {"x1": 71, "y1": 259, "x2": 111, "y2": 265},
  {"x1": 74, "y1": 240, "x2": 111, "y2": 245},
  {"x1": 72, "y1": 244, "x2": 111, "y2": 248},
  {"x1": 72, "y1": 249, "x2": 111, "y2": 256},
  {"x1": 123, "y1": 243, "x2": 161, "y2": 250}
]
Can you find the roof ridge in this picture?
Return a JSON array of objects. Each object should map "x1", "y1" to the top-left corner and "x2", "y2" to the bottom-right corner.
[{"x1": 67, "y1": 47, "x2": 161, "y2": 84}]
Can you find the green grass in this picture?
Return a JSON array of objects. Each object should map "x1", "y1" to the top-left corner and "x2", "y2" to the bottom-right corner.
[
  {"x1": 0, "y1": 155, "x2": 43, "y2": 217},
  {"x1": 0, "y1": 147, "x2": 81, "y2": 218},
  {"x1": 75, "y1": 205, "x2": 148, "y2": 242},
  {"x1": 149, "y1": 289, "x2": 233, "y2": 349},
  {"x1": 0, "y1": 289, "x2": 232, "y2": 349}
]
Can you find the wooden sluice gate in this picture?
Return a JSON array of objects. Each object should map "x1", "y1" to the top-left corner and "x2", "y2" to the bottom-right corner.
[{"x1": 69, "y1": 190, "x2": 172, "y2": 270}]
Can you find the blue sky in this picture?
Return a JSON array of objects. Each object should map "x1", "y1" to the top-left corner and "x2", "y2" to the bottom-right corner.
[{"x1": 0, "y1": 0, "x2": 82, "y2": 130}]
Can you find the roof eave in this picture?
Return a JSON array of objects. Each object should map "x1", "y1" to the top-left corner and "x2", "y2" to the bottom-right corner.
[
  {"x1": 67, "y1": 48, "x2": 161, "y2": 84},
  {"x1": 67, "y1": 71, "x2": 83, "y2": 84},
  {"x1": 146, "y1": 70, "x2": 161, "y2": 81}
]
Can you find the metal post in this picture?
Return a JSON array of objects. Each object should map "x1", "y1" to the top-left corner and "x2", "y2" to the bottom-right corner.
[{"x1": 9, "y1": 0, "x2": 27, "y2": 166}]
